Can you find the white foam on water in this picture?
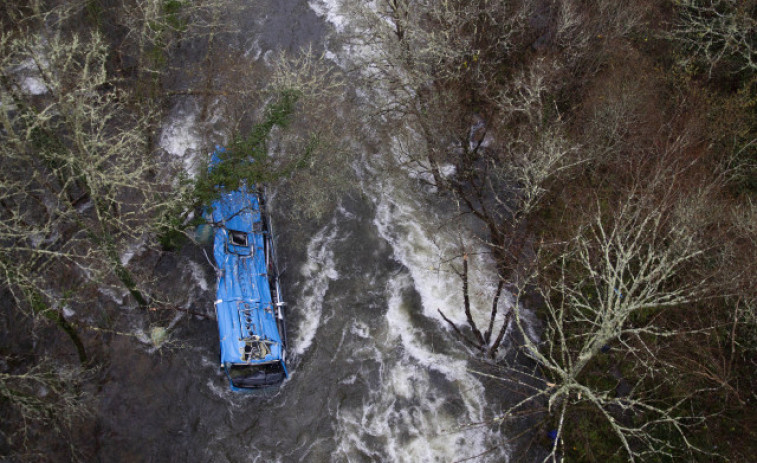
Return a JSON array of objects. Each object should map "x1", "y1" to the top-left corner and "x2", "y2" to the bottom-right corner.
[
  {"x1": 75, "y1": 199, "x2": 93, "y2": 213},
  {"x1": 12, "y1": 58, "x2": 49, "y2": 95},
  {"x1": 159, "y1": 109, "x2": 202, "y2": 177},
  {"x1": 120, "y1": 239, "x2": 146, "y2": 266},
  {"x1": 350, "y1": 320, "x2": 371, "y2": 339},
  {"x1": 371, "y1": 179, "x2": 504, "y2": 331},
  {"x1": 97, "y1": 286, "x2": 129, "y2": 306},
  {"x1": 203, "y1": 377, "x2": 243, "y2": 409},
  {"x1": 245, "y1": 37, "x2": 263, "y2": 61},
  {"x1": 304, "y1": 1, "x2": 513, "y2": 459},
  {"x1": 262, "y1": 49, "x2": 276, "y2": 66},
  {"x1": 308, "y1": 0, "x2": 389, "y2": 80},
  {"x1": 312, "y1": 2, "x2": 509, "y2": 333},
  {"x1": 308, "y1": 0, "x2": 348, "y2": 33},
  {"x1": 333, "y1": 275, "x2": 508, "y2": 462},
  {"x1": 292, "y1": 219, "x2": 340, "y2": 356},
  {"x1": 383, "y1": 275, "x2": 491, "y2": 421},
  {"x1": 21, "y1": 76, "x2": 48, "y2": 95},
  {"x1": 187, "y1": 260, "x2": 209, "y2": 292}
]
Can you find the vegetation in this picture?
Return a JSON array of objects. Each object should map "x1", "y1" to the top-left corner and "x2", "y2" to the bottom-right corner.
[
  {"x1": 347, "y1": 0, "x2": 756, "y2": 460},
  {"x1": 0, "y1": 0, "x2": 349, "y2": 455},
  {"x1": 194, "y1": 90, "x2": 307, "y2": 203},
  {"x1": 0, "y1": 1, "x2": 185, "y2": 456},
  {"x1": 0, "y1": 0, "x2": 754, "y2": 461}
]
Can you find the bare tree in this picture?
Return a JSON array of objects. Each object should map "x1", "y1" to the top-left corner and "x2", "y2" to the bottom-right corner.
[
  {"x1": 329, "y1": 1, "x2": 590, "y2": 360},
  {"x1": 672, "y1": 0, "x2": 757, "y2": 76},
  {"x1": 0, "y1": 358, "x2": 92, "y2": 460},
  {"x1": 263, "y1": 48, "x2": 353, "y2": 221},
  {"x1": 491, "y1": 181, "x2": 720, "y2": 461},
  {"x1": 0, "y1": 2, "x2": 190, "y2": 355},
  {"x1": 426, "y1": 59, "x2": 584, "y2": 357}
]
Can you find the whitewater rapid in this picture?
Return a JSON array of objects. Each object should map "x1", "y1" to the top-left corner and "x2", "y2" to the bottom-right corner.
[{"x1": 137, "y1": 0, "x2": 515, "y2": 461}]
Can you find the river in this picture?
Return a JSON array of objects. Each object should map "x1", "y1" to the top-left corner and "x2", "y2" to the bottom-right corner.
[{"x1": 95, "y1": 1, "x2": 517, "y2": 461}]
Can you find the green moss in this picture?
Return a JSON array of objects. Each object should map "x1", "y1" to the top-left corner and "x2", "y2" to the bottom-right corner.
[
  {"x1": 24, "y1": 289, "x2": 88, "y2": 364},
  {"x1": 85, "y1": 0, "x2": 103, "y2": 29},
  {"x1": 157, "y1": 225, "x2": 186, "y2": 252},
  {"x1": 563, "y1": 409, "x2": 626, "y2": 463},
  {"x1": 630, "y1": 304, "x2": 659, "y2": 324},
  {"x1": 147, "y1": 44, "x2": 167, "y2": 68},
  {"x1": 163, "y1": 0, "x2": 188, "y2": 32}
]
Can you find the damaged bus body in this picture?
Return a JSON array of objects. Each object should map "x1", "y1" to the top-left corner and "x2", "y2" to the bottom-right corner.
[{"x1": 209, "y1": 154, "x2": 288, "y2": 391}]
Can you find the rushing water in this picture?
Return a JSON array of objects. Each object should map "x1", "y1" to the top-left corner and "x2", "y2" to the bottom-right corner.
[{"x1": 96, "y1": 1, "x2": 517, "y2": 461}]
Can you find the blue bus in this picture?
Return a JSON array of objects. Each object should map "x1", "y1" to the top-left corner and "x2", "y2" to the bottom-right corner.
[{"x1": 208, "y1": 153, "x2": 288, "y2": 391}]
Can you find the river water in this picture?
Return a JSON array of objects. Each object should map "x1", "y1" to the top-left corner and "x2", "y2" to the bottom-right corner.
[{"x1": 96, "y1": 1, "x2": 518, "y2": 461}]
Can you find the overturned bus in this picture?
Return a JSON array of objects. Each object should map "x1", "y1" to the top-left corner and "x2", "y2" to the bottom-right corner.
[{"x1": 209, "y1": 152, "x2": 288, "y2": 391}]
